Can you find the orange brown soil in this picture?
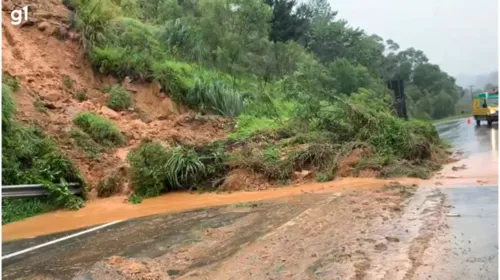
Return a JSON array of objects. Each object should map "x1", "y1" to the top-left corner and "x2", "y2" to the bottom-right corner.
[
  {"x1": 337, "y1": 147, "x2": 374, "y2": 177},
  {"x1": 63, "y1": 183, "x2": 446, "y2": 280},
  {"x1": 220, "y1": 169, "x2": 272, "y2": 192}
]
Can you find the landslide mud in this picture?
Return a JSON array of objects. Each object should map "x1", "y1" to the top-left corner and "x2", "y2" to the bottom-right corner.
[
  {"x1": 3, "y1": 177, "x2": 420, "y2": 242},
  {"x1": 4, "y1": 183, "x2": 438, "y2": 280}
]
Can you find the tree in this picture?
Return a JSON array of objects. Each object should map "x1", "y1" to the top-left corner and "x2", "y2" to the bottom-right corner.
[
  {"x1": 328, "y1": 58, "x2": 372, "y2": 95},
  {"x1": 198, "y1": 0, "x2": 272, "y2": 76},
  {"x1": 265, "y1": 0, "x2": 306, "y2": 43}
]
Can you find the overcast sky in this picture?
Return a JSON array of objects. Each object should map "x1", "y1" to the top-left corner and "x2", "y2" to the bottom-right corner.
[{"x1": 331, "y1": 0, "x2": 498, "y2": 77}]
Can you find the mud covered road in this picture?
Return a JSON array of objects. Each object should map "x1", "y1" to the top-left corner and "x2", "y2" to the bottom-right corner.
[{"x1": 2, "y1": 118, "x2": 498, "y2": 280}]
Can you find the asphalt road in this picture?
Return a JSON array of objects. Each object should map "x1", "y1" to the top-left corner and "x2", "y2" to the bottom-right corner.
[
  {"x1": 418, "y1": 118, "x2": 498, "y2": 279},
  {"x1": 436, "y1": 118, "x2": 498, "y2": 156}
]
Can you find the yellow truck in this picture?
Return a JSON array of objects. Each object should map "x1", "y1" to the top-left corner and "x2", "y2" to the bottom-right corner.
[{"x1": 473, "y1": 89, "x2": 498, "y2": 126}]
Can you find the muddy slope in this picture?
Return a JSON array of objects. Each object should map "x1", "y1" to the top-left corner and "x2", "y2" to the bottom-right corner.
[{"x1": 2, "y1": 0, "x2": 229, "y2": 193}]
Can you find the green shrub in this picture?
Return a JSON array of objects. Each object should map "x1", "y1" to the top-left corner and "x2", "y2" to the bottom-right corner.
[
  {"x1": 2, "y1": 109, "x2": 86, "y2": 223},
  {"x1": 2, "y1": 125, "x2": 84, "y2": 187},
  {"x1": 228, "y1": 148, "x2": 293, "y2": 181},
  {"x1": 291, "y1": 143, "x2": 340, "y2": 172},
  {"x1": 91, "y1": 45, "x2": 155, "y2": 79},
  {"x1": 152, "y1": 60, "x2": 195, "y2": 98},
  {"x1": 379, "y1": 162, "x2": 432, "y2": 179},
  {"x1": 128, "y1": 193, "x2": 143, "y2": 204},
  {"x1": 279, "y1": 131, "x2": 335, "y2": 146},
  {"x1": 73, "y1": 0, "x2": 120, "y2": 51},
  {"x1": 127, "y1": 141, "x2": 170, "y2": 197},
  {"x1": 73, "y1": 112, "x2": 125, "y2": 147},
  {"x1": 70, "y1": 128, "x2": 105, "y2": 158},
  {"x1": 159, "y1": 18, "x2": 204, "y2": 61},
  {"x1": 107, "y1": 85, "x2": 132, "y2": 111},
  {"x1": 91, "y1": 46, "x2": 131, "y2": 77},
  {"x1": 331, "y1": 92, "x2": 442, "y2": 162},
  {"x1": 354, "y1": 154, "x2": 396, "y2": 172},
  {"x1": 263, "y1": 147, "x2": 279, "y2": 161},
  {"x1": 90, "y1": 17, "x2": 163, "y2": 79},
  {"x1": 189, "y1": 141, "x2": 228, "y2": 190}
]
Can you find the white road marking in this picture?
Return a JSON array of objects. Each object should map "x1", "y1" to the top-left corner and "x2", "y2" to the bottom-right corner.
[{"x1": 2, "y1": 220, "x2": 124, "y2": 260}]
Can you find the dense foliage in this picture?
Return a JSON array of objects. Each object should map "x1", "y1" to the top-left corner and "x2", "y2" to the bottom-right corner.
[
  {"x1": 69, "y1": 0, "x2": 461, "y2": 120},
  {"x1": 2, "y1": 78, "x2": 85, "y2": 224}
]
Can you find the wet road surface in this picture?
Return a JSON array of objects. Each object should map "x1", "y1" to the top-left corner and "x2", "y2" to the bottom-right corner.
[
  {"x1": 2, "y1": 118, "x2": 498, "y2": 280},
  {"x1": 436, "y1": 118, "x2": 498, "y2": 156},
  {"x1": 417, "y1": 118, "x2": 498, "y2": 279}
]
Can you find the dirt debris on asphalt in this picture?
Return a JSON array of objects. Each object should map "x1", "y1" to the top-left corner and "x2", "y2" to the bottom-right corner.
[{"x1": 35, "y1": 183, "x2": 447, "y2": 280}]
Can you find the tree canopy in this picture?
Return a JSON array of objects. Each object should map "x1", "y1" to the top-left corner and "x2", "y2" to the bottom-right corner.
[{"x1": 78, "y1": 0, "x2": 461, "y2": 120}]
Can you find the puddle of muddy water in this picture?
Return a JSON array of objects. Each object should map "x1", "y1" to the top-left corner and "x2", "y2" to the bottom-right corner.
[{"x1": 2, "y1": 178, "x2": 419, "y2": 242}]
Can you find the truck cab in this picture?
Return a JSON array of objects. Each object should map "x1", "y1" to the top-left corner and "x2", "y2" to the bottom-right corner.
[{"x1": 473, "y1": 89, "x2": 499, "y2": 126}]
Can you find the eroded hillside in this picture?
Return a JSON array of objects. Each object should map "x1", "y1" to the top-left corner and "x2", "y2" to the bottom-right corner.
[{"x1": 2, "y1": 0, "x2": 230, "y2": 198}]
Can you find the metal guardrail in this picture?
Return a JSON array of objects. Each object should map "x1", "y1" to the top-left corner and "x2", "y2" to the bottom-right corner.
[{"x1": 2, "y1": 183, "x2": 81, "y2": 198}]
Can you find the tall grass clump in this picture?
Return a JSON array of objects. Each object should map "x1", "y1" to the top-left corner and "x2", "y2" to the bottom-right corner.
[
  {"x1": 165, "y1": 147, "x2": 206, "y2": 189},
  {"x1": 187, "y1": 77, "x2": 244, "y2": 117},
  {"x1": 73, "y1": 112, "x2": 125, "y2": 146},
  {"x1": 107, "y1": 85, "x2": 132, "y2": 111}
]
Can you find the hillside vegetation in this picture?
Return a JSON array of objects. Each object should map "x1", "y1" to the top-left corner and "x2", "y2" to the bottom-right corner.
[
  {"x1": 2, "y1": 75, "x2": 86, "y2": 224},
  {"x1": 67, "y1": 0, "x2": 452, "y2": 196},
  {"x1": 2, "y1": 0, "x2": 454, "y2": 217}
]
